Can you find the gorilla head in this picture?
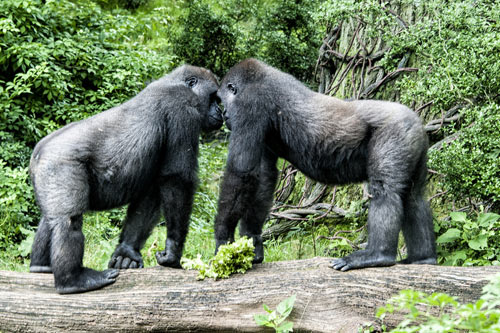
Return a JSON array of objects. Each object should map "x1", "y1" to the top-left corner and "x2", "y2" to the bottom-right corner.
[
  {"x1": 167, "y1": 65, "x2": 223, "y2": 132},
  {"x1": 29, "y1": 65, "x2": 222, "y2": 294},
  {"x1": 214, "y1": 58, "x2": 436, "y2": 270}
]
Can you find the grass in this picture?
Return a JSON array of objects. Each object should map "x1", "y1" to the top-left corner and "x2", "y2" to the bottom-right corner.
[{"x1": 0, "y1": 214, "x2": 364, "y2": 272}]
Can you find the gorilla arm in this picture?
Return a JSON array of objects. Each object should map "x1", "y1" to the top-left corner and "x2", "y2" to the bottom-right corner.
[
  {"x1": 155, "y1": 105, "x2": 201, "y2": 268},
  {"x1": 214, "y1": 114, "x2": 267, "y2": 252}
]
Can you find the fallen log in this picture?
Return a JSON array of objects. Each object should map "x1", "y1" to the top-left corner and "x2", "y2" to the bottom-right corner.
[{"x1": 1, "y1": 258, "x2": 499, "y2": 332}]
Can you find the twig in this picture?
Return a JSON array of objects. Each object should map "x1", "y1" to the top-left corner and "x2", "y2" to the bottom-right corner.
[
  {"x1": 427, "y1": 168, "x2": 445, "y2": 176},
  {"x1": 311, "y1": 186, "x2": 337, "y2": 221},
  {"x1": 328, "y1": 52, "x2": 360, "y2": 95},
  {"x1": 360, "y1": 67, "x2": 418, "y2": 98},
  {"x1": 357, "y1": 57, "x2": 366, "y2": 99},
  {"x1": 382, "y1": 5, "x2": 409, "y2": 29},
  {"x1": 343, "y1": 21, "x2": 362, "y2": 62},
  {"x1": 415, "y1": 100, "x2": 434, "y2": 114},
  {"x1": 429, "y1": 191, "x2": 448, "y2": 201}
]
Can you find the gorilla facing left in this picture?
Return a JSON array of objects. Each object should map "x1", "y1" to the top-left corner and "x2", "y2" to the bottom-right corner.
[
  {"x1": 29, "y1": 65, "x2": 223, "y2": 294},
  {"x1": 214, "y1": 59, "x2": 436, "y2": 271}
]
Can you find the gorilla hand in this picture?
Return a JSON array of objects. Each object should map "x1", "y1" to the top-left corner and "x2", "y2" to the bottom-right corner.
[
  {"x1": 108, "y1": 243, "x2": 144, "y2": 269},
  {"x1": 155, "y1": 238, "x2": 182, "y2": 268}
]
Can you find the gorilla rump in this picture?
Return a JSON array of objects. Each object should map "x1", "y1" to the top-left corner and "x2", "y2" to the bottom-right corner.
[
  {"x1": 29, "y1": 65, "x2": 223, "y2": 294},
  {"x1": 214, "y1": 58, "x2": 436, "y2": 270}
]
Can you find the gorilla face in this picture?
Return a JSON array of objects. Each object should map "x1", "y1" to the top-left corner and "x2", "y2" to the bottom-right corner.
[
  {"x1": 205, "y1": 92, "x2": 224, "y2": 132},
  {"x1": 217, "y1": 59, "x2": 269, "y2": 131},
  {"x1": 177, "y1": 66, "x2": 224, "y2": 132},
  {"x1": 218, "y1": 78, "x2": 243, "y2": 130}
]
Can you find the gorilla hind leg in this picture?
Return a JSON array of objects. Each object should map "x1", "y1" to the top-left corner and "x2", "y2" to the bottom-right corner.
[
  {"x1": 400, "y1": 157, "x2": 436, "y2": 265},
  {"x1": 51, "y1": 215, "x2": 118, "y2": 294},
  {"x1": 239, "y1": 149, "x2": 278, "y2": 263},
  {"x1": 331, "y1": 182, "x2": 403, "y2": 271},
  {"x1": 399, "y1": 197, "x2": 436, "y2": 264},
  {"x1": 30, "y1": 216, "x2": 53, "y2": 273}
]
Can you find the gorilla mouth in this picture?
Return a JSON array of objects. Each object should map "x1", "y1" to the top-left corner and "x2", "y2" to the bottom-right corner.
[{"x1": 210, "y1": 113, "x2": 223, "y2": 124}]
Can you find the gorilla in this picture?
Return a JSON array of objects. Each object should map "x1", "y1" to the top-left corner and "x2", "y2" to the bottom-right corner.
[
  {"x1": 29, "y1": 65, "x2": 223, "y2": 294},
  {"x1": 214, "y1": 58, "x2": 436, "y2": 270}
]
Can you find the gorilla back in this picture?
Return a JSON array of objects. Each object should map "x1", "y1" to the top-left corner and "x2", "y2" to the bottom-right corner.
[
  {"x1": 214, "y1": 58, "x2": 436, "y2": 270},
  {"x1": 29, "y1": 65, "x2": 222, "y2": 294}
]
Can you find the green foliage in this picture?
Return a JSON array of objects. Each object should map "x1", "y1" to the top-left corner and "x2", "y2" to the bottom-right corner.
[
  {"x1": 169, "y1": 0, "x2": 323, "y2": 80},
  {"x1": 190, "y1": 140, "x2": 227, "y2": 231},
  {"x1": 254, "y1": 295, "x2": 296, "y2": 333},
  {"x1": 436, "y1": 211, "x2": 500, "y2": 266},
  {"x1": 0, "y1": 0, "x2": 171, "y2": 147},
  {"x1": 181, "y1": 237, "x2": 255, "y2": 280},
  {"x1": 0, "y1": 162, "x2": 35, "y2": 248},
  {"x1": 376, "y1": 273, "x2": 500, "y2": 332},
  {"x1": 171, "y1": 1, "x2": 240, "y2": 77},
  {"x1": 429, "y1": 104, "x2": 500, "y2": 202},
  {"x1": 255, "y1": 0, "x2": 322, "y2": 81},
  {"x1": 391, "y1": 1, "x2": 500, "y2": 114}
]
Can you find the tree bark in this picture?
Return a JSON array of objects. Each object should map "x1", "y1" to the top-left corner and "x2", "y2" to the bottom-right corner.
[{"x1": 1, "y1": 258, "x2": 499, "y2": 332}]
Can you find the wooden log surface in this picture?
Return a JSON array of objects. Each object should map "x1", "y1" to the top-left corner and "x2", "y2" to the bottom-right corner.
[{"x1": 1, "y1": 257, "x2": 499, "y2": 332}]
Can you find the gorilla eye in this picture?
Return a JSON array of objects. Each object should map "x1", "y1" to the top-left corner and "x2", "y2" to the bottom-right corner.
[
  {"x1": 186, "y1": 77, "x2": 198, "y2": 88},
  {"x1": 227, "y1": 83, "x2": 237, "y2": 95}
]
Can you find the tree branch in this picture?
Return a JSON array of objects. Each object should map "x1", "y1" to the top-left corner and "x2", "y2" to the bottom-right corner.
[{"x1": 1, "y1": 259, "x2": 499, "y2": 332}]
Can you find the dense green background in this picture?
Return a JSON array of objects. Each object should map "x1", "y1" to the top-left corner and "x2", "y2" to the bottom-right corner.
[{"x1": 0, "y1": 0, "x2": 499, "y2": 274}]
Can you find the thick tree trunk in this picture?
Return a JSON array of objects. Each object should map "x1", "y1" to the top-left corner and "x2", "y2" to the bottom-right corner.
[{"x1": 1, "y1": 258, "x2": 498, "y2": 332}]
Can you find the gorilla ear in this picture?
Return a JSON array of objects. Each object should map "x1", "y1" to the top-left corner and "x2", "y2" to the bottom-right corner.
[
  {"x1": 227, "y1": 83, "x2": 237, "y2": 95},
  {"x1": 185, "y1": 77, "x2": 198, "y2": 88}
]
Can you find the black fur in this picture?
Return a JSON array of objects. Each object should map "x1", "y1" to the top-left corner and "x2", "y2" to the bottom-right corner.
[
  {"x1": 29, "y1": 65, "x2": 223, "y2": 293},
  {"x1": 214, "y1": 58, "x2": 436, "y2": 269}
]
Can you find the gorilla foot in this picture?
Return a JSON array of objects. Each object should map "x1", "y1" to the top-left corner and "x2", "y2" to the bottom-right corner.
[
  {"x1": 248, "y1": 235, "x2": 264, "y2": 264},
  {"x1": 109, "y1": 243, "x2": 144, "y2": 269},
  {"x1": 330, "y1": 250, "x2": 396, "y2": 271},
  {"x1": 30, "y1": 265, "x2": 52, "y2": 273},
  {"x1": 56, "y1": 268, "x2": 119, "y2": 294},
  {"x1": 251, "y1": 243, "x2": 264, "y2": 264},
  {"x1": 253, "y1": 255, "x2": 264, "y2": 264},
  {"x1": 155, "y1": 250, "x2": 181, "y2": 268},
  {"x1": 398, "y1": 257, "x2": 437, "y2": 265}
]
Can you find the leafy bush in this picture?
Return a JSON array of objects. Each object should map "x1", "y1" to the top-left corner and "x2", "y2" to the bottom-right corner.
[
  {"x1": 436, "y1": 211, "x2": 500, "y2": 266},
  {"x1": 0, "y1": 163, "x2": 35, "y2": 246},
  {"x1": 255, "y1": 0, "x2": 322, "y2": 81},
  {"x1": 170, "y1": 0, "x2": 323, "y2": 80},
  {"x1": 391, "y1": 1, "x2": 500, "y2": 114},
  {"x1": 0, "y1": 0, "x2": 171, "y2": 148},
  {"x1": 93, "y1": 0, "x2": 149, "y2": 10},
  {"x1": 429, "y1": 104, "x2": 500, "y2": 202},
  {"x1": 376, "y1": 273, "x2": 500, "y2": 332},
  {"x1": 171, "y1": 1, "x2": 240, "y2": 77},
  {"x1": 388, "y1": 0, "x2": 500, "y2": 203}
]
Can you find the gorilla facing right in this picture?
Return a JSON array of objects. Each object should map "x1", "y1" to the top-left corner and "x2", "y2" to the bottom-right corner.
[
  {"x1": 214, "y1": 58, "x2": 436, "y2": 271},
  {"x1": 29, "y1": 65, "x2": 223, "y2": 294}
]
